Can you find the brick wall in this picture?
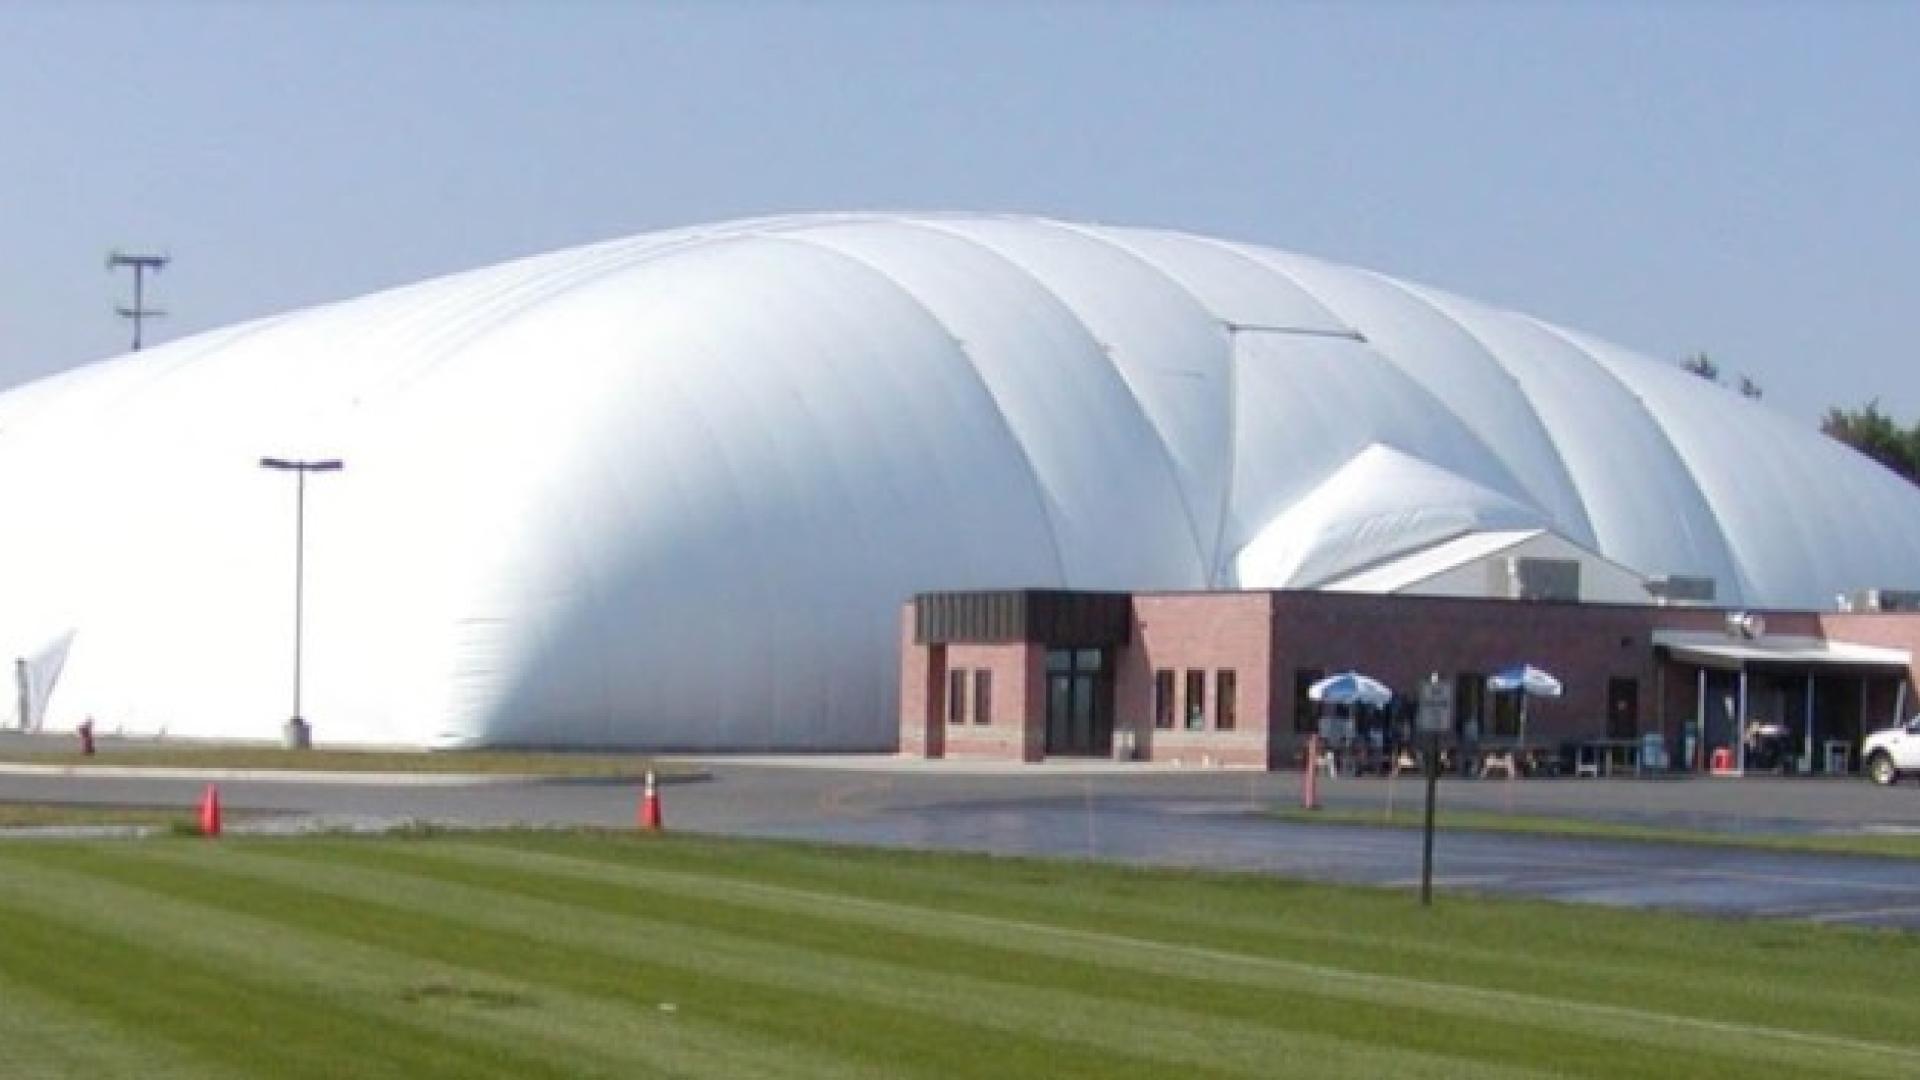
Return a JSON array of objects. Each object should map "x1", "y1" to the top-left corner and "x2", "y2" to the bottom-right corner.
[
  {"x1": 897, "y1": 603, "x2": 944, "y2": 758},
  {"x1": 1267, "y1": 591, "x2": 1670, "y2": 751},
  {"x1": 1122, "y1": 592, "x2": 1273, "y2": 767},
  {"x1": 941, "y1": 642, "x2": 1045, "y2": 762},
  {"x1": 1818, "y1": 611, "x2": 1920, "y2": 728}
]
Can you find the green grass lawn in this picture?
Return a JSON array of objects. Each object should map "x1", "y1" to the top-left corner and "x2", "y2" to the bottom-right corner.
[
  {"x1": 0, "y1": 802, "x2": 202, "y2": 829},
  {"x1": 0, "y1": 833, "x2": 1915, "y2": 1078},
  {"x1": 1272, "y1": 806, "x2": 1920, "y2": 859},
  {"x1": 0, "y1": 746, "x2": 680, "y2": 779}
]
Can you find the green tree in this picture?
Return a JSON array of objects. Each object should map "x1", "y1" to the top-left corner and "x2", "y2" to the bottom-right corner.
[
  {"x1": 1821, "y1": 400, "x2": 1920, "y2": 485},
  {"x1": 1678, "y1": 352, "x2": 1763, "y2": 398},
  {"x1": 1680, "y1": 352, "x2": 1720, "y2": 382}
]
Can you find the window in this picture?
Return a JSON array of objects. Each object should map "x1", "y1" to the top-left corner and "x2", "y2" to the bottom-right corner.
[
  {"x1": 1153, "y1": 669, "x2": 1174, "y2": 729},
  {"x1": 973, "y1": 669, "x2": 992, "y2": 725},
  {"x1": 1454, "y1": 672, "x2": 1487, "y2": 738},
  {"x1": 1185, "y1": 669, "x2": 1206, "y2": 730},
  {"x1": 1490, "y1": 689, "x2": 1522, "y2": 738},
  {"x1": 1216, "y1": 670, "x2": 1237, "y2": 731},
  {"x1": 947, "y1": 669, "x2": 966, "y2": 725},
  {"x1": 1293, "y1": 669, "x2": 1324, "y2": 733}
]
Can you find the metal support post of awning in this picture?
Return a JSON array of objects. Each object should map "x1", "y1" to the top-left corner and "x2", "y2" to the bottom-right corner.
[
  {"x1": 1736, "y1": 669, "x2": 1750, "y2": 774},
  {"x1": 1694, "y1": 668, "x2": 1707, "y2": 771},
  {"x1": 1803, "y1": 675, "x2": 1815, "y2": 772}
]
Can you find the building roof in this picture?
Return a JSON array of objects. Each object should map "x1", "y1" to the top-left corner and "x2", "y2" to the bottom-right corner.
[
  {"x1": 1652, "y1": 631, "x2": 1912, "y2": 670},
  {"x1": 1321, "y1": 529, "x2": 1546, "y2": 594}
]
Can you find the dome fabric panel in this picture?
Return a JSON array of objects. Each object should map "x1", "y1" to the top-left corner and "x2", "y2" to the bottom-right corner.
[
  {"x1": 1398, "y1": 287, "x2": 1742, "y2": 593},
  {"x1": 0, "y1": 211, "x2": 1916, "y2": 749}
]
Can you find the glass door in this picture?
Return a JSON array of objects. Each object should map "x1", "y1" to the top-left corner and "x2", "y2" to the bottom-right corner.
[{"x1": 1045, "y1": 648, "x2": 1110, "y2": 755}]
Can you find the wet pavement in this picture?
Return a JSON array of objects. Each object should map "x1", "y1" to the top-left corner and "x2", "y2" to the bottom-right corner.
[{"x1": 6, "y1": 749, "x2": 1920, "y2": 929}]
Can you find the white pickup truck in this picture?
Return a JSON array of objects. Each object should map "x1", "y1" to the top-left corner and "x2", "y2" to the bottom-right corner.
[{"x1": 1863, "y1": 716, "x2": 1920, "y2": 785}]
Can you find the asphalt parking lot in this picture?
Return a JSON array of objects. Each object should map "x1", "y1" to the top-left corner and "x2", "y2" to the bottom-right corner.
[{"x1": 6, "y1": 746, "x2": 1920, "y2": 928}]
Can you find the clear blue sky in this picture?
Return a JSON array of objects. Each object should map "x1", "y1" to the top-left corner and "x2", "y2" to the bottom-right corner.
[{"x1": 3, "y1": 0, "x2": 1914, "y2": 425}]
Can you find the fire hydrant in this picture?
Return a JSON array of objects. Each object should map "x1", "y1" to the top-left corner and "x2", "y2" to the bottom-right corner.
[{"x1": 77, "y1": 718, "x2": 95, "y2": 756}]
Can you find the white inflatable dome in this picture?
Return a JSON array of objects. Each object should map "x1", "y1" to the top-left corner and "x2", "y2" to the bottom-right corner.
[{"x1": 3, "y1": 212, "x2": 1917, "y2": 748}]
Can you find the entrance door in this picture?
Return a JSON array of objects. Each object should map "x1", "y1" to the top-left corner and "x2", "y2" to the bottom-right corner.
[
  {"x1": 1607, "y1": 677, "x2": 1639, "y2": 739},
  {"x1": 1045, "y1": 648, "x2": 1110, "y2": 756}
]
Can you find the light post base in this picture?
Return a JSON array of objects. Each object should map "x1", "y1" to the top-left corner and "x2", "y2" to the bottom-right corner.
[{"x1": 283, "y1": 716, "x2": 311, "y2": 750}]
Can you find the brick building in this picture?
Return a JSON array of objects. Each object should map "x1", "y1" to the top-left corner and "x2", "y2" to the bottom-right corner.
[{"x1": 899, "y1": 589, "x2": 1920, "y2": 773}]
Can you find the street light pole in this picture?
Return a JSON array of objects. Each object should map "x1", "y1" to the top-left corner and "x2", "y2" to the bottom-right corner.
[{"x1": 259, "y1": 456, "x2": 344, "y2": 748}]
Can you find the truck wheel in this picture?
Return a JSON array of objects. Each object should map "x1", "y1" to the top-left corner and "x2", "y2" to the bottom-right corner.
[{"x1": 1867, "y1": 751, "x2": 1900, "y2": 787}]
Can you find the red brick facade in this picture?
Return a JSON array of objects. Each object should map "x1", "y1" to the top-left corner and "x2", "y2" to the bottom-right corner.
[
  {"x1": 1121, "y1": 592, "x2": 1273, "y2": 767},
  {"x1": 899, "y1": 589, "x2": 1920, "y2": 771}
]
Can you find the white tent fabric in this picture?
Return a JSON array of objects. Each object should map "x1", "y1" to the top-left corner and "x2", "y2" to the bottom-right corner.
[
  {"x1": 0, "y1": 212, "x2": 1916, "y2": 749},
  {"x1": 5, "y1": 629, "x2": 74, "y2": 732}
]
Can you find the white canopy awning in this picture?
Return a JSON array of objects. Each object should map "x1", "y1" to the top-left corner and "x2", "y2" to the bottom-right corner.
[{"x1": 1653, "y1": 630, "x2": 1911, "y2": 671}]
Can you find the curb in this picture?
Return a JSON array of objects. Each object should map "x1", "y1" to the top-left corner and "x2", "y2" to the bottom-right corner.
[{"x1": 0, "y1": 763, "x2": 542, "y2": 786}]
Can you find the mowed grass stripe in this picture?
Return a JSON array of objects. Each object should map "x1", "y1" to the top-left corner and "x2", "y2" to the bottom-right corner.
[
  {"x1": 771, "y1": 840, "x2": 1906, "y2": 1018},
  {"x1": 4, "y1": 834, "x2": 1917, "y2": 1079},
  {"x1": 0, "y1": 857, "x2": 913, "y2": 1080},
  {"x1": 609, "y1": 836, "x2": 1920, "y2": 1032},
  {"x1": 128, "y1": 841, "x2": 1393, "y2": 1080},
  {"x1": 0, "y1": 849, "x2": 929, "y2": 1076},
  {"x1": 522, "y1": 835, "x2": 1906, "y2": 1033},
  {"x1": 180, "y1": 836, "x2": 1907, "y2": 1080},
  {"x1": 407, "y1": 834, "x2": 1920, "y2": 1077},
  {"x1": 0, "y1": 841, "x2": 921, "y2": 1076},
  {"x1": 0, "y1": 852, "x2": 623, "y2": 1080},
  {"x1": 0, "y1": 846, "x2": 914, "y2": 1080},
  {"x1": 68, "y1": 842, "x2": 1258, "y2": 1080},
  {"x1": 0, "y1": 968, "x2": 240, "y2": 1080},
  {"x1": 237, "y1": 838, "x2": 1566, "y2": 1080}
]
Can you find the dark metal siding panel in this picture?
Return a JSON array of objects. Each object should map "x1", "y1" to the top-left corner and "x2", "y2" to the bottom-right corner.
[
  {"x1": 915, "y1": 589, "x2": 1132, "y2": 645},
  {"x1": 1029, "y1": 590, "x2": 1132, "y2": 646},
  {"x1": 915, "y1": 591, "x2": 1029, "y2": 644}
]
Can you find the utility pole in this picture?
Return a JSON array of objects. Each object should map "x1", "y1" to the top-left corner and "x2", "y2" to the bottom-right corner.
[{"x1": 107, "y1": 251, "x2": 169, "y2": 351}]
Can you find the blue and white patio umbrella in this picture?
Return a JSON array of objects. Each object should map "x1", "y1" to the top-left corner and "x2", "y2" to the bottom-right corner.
[
  {"x1": 1486, "y1": 665, "x2": 1563, "y2": 698},
  {"x1": 1308, "y1": 671, "x2": 1395, "y2": 708},
  {"x1": 1486, "y1": 664, "x2": 1562, "y2": 745}
]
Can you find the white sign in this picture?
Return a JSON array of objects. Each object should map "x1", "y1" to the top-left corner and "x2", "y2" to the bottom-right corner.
[{"x1": 1416, "y1": 677, "x2": 1454, "y2": 734}]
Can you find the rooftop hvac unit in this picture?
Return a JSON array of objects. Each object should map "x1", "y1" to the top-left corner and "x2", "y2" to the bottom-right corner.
[
  {"x1": 1848, "y1": 588, "x2": 1920, "y2": 612},
  {"x1": 1493, "y1": 556, "x2": 1579, "y2": 602},
  {"x1": 1645, "y1": 574, "x2": 1716, "y2": 605}
]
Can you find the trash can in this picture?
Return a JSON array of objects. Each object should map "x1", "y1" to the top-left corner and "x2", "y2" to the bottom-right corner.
[{"x1": 1112, "y1": 727, "x2": 1137, "y2": 761}]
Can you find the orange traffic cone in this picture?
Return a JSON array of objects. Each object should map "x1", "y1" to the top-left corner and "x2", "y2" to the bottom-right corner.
[
  {"x1": 198, "y1": 784, "x2": 222, "y2": 838},
  {"x1": 639, "y1": 770, "x2": 663, "y2": 831}
]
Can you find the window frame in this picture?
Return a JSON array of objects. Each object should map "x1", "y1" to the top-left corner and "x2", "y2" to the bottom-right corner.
[
  {"x1": 1153, "y1": 669, "x2": 1174, "y2": 730},
  {"x1": 1185, "y1": 669, "x2": 1206, "y2": 731},
  {"x1": 947, "y1": 668, "x2": 967, "y2": 726}
]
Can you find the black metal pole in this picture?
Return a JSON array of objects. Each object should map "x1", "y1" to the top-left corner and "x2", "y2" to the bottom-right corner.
[
  {"x1": 1421, "y1": 731, "x2": 1439, "y2": 907},
  {"x1": 292, "y1": 466, "x2": 305, "y2": 723},
  {"x1": 259, "y1": 456, "x2": 339, "y2": 748}
]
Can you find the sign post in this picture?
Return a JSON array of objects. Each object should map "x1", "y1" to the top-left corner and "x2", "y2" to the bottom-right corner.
[{"x1": 1415, "y1": 673, "x2": 1453, "y2": 908}]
